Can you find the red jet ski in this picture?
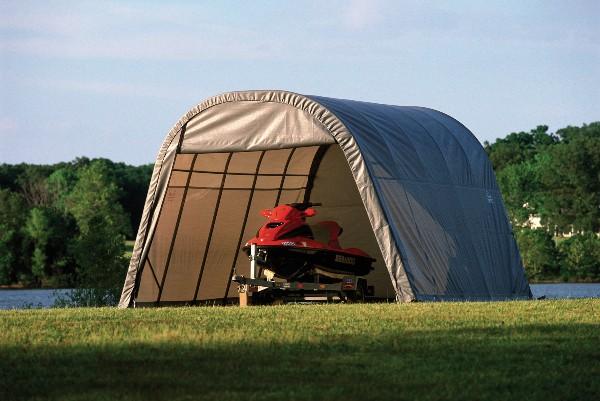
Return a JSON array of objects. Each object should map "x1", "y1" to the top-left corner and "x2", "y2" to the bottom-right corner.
[{"x1": 242, "y1": 203, "x2": 375, "y2": 283}]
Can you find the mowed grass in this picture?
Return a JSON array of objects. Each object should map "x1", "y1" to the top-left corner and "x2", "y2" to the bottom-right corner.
[{"x1": 1, "y1": 300, "x2": 599, "y2": 401}]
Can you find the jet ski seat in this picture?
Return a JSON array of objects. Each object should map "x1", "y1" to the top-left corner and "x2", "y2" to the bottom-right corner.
[{"x1": 310, "y1": 221, "x2": 343, "y2": 249}]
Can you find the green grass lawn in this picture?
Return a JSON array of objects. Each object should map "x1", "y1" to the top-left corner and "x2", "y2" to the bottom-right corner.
[{"x1": 1, "y1": 300, "x2": 599, "y2": 401}]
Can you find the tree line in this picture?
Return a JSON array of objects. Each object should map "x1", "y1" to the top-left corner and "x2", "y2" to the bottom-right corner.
[
  {"x1": 485, "y1": 122, "x2": 600, "y2": 281},
  {"x1": 0, "y1": 158, "x2": 152, "y2": 305},
  {"x1": 0, "y1": 122, "x2": 598, "y2": 305}
]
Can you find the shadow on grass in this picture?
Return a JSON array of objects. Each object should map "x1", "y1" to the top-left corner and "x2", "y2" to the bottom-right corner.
[{"x1": 1, "y1": 324, "x2": 599, "y2": 401}]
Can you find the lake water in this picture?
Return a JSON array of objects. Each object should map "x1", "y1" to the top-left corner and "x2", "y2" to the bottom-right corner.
[
  {"x1": 0, "y1": 289, "x2": 73, "y2": 310},
  {"x1": 529, "y1": 283, "x2": 600, "y2": 300},
  {"x1": 0, "y1": 284, "x2": 599, "y2": 310}
]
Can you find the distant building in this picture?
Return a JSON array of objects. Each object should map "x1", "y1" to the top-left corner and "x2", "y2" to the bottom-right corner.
[{"x1": 522, "y1": 203, "x2": 575, "y2": 237}]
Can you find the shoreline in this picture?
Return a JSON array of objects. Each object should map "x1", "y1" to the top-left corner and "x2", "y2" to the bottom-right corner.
[
  {"x1": 2, "y1": 282, "x2": 600, "y2": 290},
  {"x1": 0, "y1": 286, "x2": 73, "y2": 290}
]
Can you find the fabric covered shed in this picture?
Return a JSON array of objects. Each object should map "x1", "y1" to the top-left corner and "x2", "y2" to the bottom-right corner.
[{"x1": 119, "y1": 90, "x2": 531, "y2": 307}]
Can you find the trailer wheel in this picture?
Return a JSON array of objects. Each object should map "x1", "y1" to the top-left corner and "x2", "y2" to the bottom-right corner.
[
  {"x1": 354, "y1": 279, "x2": 367, "y2": 302},
  {"x1": 343, "y1": 279, "x2": 367, "y2": 303}
]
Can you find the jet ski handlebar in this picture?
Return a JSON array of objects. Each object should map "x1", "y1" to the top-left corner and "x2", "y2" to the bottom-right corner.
[{"x1": 289, "y1": 202, "x2": 322, "y2": 211}]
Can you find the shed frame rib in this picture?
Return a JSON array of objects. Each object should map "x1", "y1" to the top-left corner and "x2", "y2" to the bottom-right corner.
[
  {"x1": 274, "y1": 148, "x2": 296, "y2": 206},
  {"x1": 223, "y1": 151, "x2": 267, "y2": 301},
  {"x1": 303, "y1": 145, "x2": 329, "y2": 203},
  {"x1": 168, "y1": 186, "x2": 307, "y2": 191},
  {"x1": 172, "y1": 168, "x2": 309, "y2": 177},
  {"x1": 146, "y1": 258, "x2": 160, "y2": 290},
  {"x1": 191, "y1": 153, "x2": 233, "y2": 302}
]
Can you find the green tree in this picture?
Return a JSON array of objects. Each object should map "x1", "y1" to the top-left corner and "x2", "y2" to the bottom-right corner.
[
  {"x1": 23, "y1": 207, "x2": 76, "y2": 287},
  {"x1": 496, "y1": 161, "x2": 539, "y2": 226},
  {"x1": 0, "y1": 189, "x2": 28, "y2": 284},
  {"x1": 61, "y1": 161, "x2": 130, "y2": 305},
  {"x1": 24, "y1": 208, "x2": 50, "y2": 283},
  {"x1": 0, "y1": 164, "x2": 29, "y2": 192},
  {"x1": 484, "y1": 125, "x2": 557, "y2": 171},
  {"x1": 77, "y1": 158, "x2": 151, "y2": 236},
  {"x1": 558, "y1": 233, "x2": 600, "y2": 281},
  {"x1": 535, "y1": 123, "x2": 600, "y2": 233},
  {"x1": 16, "y1": 165, "x2": 57, "y2": 207},
  {"x1": 514, "y1": 228, "x2": 559, "y2": 280},
  {"x1": 1, "y1": 158, "x2": 151, "y2": 288},
  {"x1": 112, "y1": 162, "x2": 152, "y2": 235},
  {"x1": 47, "y1": 166, "x2": 78, "y2": 212}
]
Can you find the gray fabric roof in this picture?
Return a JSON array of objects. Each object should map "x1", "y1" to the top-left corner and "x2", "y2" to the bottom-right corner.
[{"x1": 307, "y1": 95, "x2": 532, "y2": 300}]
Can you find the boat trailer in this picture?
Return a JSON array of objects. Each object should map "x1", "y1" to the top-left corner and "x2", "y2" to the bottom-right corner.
[{"x1": 231, "y1": 244, "x2": 372, "y2": 306}]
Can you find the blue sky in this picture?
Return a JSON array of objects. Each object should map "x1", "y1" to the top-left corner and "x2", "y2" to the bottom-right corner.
[{"x1": 1, "y1": 0, "x2": 598, "y2": 165}]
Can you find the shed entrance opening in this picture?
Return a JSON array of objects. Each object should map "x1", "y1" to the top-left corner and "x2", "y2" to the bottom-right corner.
[{"x1": 134, "y1": 145, "x2": 394, "y2": 305}]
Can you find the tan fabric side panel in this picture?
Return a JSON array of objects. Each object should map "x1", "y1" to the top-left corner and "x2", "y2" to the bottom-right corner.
[
  {"x1": 259, "y1": 148, "x2": 293, "y2": 174},
  {"x1": 161, "y1": 189, "x2": 219, "y2": 301},
  {"x1": 173, "y1": 154, "x2": 194, "y2": 170},
  {"x1": 224, "y1": 175, "x2": 254, "y2": 189},
  {"x1": 225, "y1": 190, "x2": 279, "y2": 298},
  {"x1": 147, "y1": 187, "x2": 185, "y2": 287},
  {"x1": 256, "y1": 175, "x2": 282, "y2": 189},
  {"x1": 196, "y1": 190, "x2": 251, "y2": 300},
  {"x1": 148, "y1": 148, "x2": 316, "y2": 302},
  {"x1": 136, "y1": 261, "x2": 159, "y2": 303},
  {"x1": 169, "y1": 171, "x2": 189, "y2": 186},
  {"x1": 283, "y1": 176, "x2": 308, "y2": 189},
  {"x1": 182, "y1": 101, "x2": 335, "y2": 153},
  {"x1": 190, "y1": 173, "x2": 223, "y2": 188},
  {"x1": 194, "y1": 153, "x2": 229, "y2": 172},
  {"x1": 287, "y1": 146, "x2": 319, "y2": 174},
  {"x1": 277, "y1": 189, "x2": 305, "y2": 204},
  {"x1": 309, "y1": 147, "x2": 395, "y2": 298},
  {"x1": 227, "y1": 151, "x2": 263, "y2": 173}
]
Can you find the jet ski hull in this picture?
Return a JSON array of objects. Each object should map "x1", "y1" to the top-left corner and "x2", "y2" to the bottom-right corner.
[
  {"x1": 244, "y1": 245, "x2": 374, "y2": 282},
  {"x1": 242, "y1": 203, "x2": 376, "y2": 284}
]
